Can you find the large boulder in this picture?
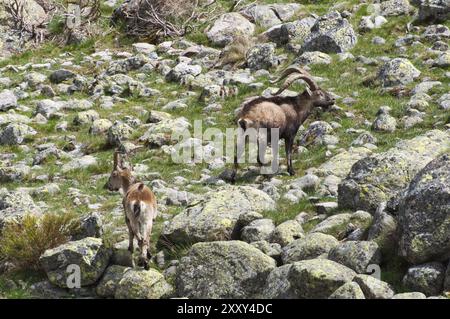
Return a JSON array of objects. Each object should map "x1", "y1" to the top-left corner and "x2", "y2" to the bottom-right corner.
[
  {"x1": 175, "y1": 241, "x2": 276, "y2": 298},
  {"x1": 328, "y1": 241, "x2": 381, "y2": 274},
  {"x1": 262, "y1": 259, "x2": 356, "y2": 299},
  {"x1": 115, "y1": 269, "x2": 173, "y2": 299},
  {"x1": 310, "y1": 211, "x2": 373, "y2": 239},
  {"x1": 261, "y1": 264, "x2": 297, "y2": 299},
  {"x1": 398, "y1": 154, "x2": 450, "y2": 264},
  {"x1": 4, "y1": 0, "x2": 47, "y2": 27},
  {"x1": 377, "y1": 58, "x2": 421, "y2": 87},
  {"x1": 39, "y1": 237, "x2": 111, "y2": 288},
  {"x1": 402, "y1": 262, "x2": 445, "y2": 296},
  {"x1": 289, "y1": 259, "x2": 356, "y2": 299},
  {"x1": 95, "y1": 265, "x2": 129, "y2": 298},
  {"x1": 338, "y1": 130, "x2": 450, "y2": 213},
  {"x1": 353, "y1": 274, "x2": 394, "y2": 299},
  {"x1": 206, "y1": 13, "x2": 255, "y2": 47},
  {"x1": 417, "y1": 0, "x2": 450, "y2": 22},
  {"x1": 161, "y1": 186, "x2": 275, "y2": 244},
  {"x1": 302, "y1": 11, "x2": 357, "y2": 53},
  {"x1": 281, "y1": 233, "x2": 339, "y2": 264}
]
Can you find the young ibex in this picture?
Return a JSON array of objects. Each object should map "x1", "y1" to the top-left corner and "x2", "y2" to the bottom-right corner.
[
  {"x1": 232, "y1": 65, "x2": 335, "y2": 181},
  {"x1": 106, "y1": 151, "x2": 157, "y2": 270}
]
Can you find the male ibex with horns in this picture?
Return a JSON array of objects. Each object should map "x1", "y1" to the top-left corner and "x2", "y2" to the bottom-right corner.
[
  {"x1": 232, "y1": 65, "x2": 335, "y2": 181},
  {"x1": 106, "y1": 151, "x2": 157, "y2": 270}
]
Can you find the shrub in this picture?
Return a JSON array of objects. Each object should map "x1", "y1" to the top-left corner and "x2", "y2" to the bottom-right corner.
[
  {"x1": 112, "y1": 0, "x2": 200, "y2": 41},
  {"x1": 0, "y1": 213, "x2": 81, "y2": 270}
]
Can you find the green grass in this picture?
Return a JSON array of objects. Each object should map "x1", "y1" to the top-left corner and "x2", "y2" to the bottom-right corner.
[{"x1": 0, "y1": 270, "x2": 45, "y2": 299}]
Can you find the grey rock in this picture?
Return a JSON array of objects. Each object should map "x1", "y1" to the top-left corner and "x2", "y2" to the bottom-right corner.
[
  {"x1": 62, "y1": 155, "x2": 97, "y2": 173},
  {"x1": 35, "y1": 99, "x2": 63, "y2": 118},
  {"x1": 162, "y1": 186, "x2": 275, "y2": 244},
  {"x1": 329, "y1": 282, "x2": 365, "y2": 299},
  {"x1": 281, "y1": 233, "x2": 339, "y2": 264},
  {"x1": 206, "y1": 13, "x2": 255, "y2": 47},
  {"x1": 380, "y1": 0, "x2": 414, "y2": 16},
  {"x1": 302, "y1": 12, "x2": 357, "y2": 53},
  {"x1": 107, "y1": 121, "x2": 133, "y2": 146},
  {"x1": 261, "y1": 264, "x2": 297, "y2": 298},
  {"x1": 437, "y1": 93, "x2": 450, "y2": 110},
  {"x1": 289, "y1": 259, "x2": 356, "y2": 298},
  {"x1": 311, "y1": 211, "x2": 373, "y2": 239},
  {"x1": 73, "y1": 110, "x2": 100, "y2": 126},
  {"x1": 166, "y1": 62, "x2": 202, "y2": 83},
  {"x1": 403, "y1": 262, "x2": 445, "y2": 296},
  {"x1": 392, "y1": 292, "x2": 427, "y2": 299},
  {"x1": 398, "y1": 154, "x2": 450, "y2": 264},
  {"x1": 115, "y1": 268, "x2": 173, "y2": 299},
  {"x1": 175, "y1": 241, "x2": 276, "y2": 298},
  {"x1": 297, "y1": 51, "x2": 332, "y2": 65},
  {"x1": 241, "y1": 218, "x2": 275, "y2": 243},
  {"x1": 89, "y1": 119, "x2": 113, "y2": 135},
  {"x1": 250, "y1": 240, "x2": 282, "y2": 260},
  {"x1": 40, "y1": 237, "x2": 111, "y2": 288},
  {"x1": 417, "y1": 0, "x2": 450, "y2": 22},
  {"x1": 0, "y1": 90, "x2": 17, "y2": 111},
  {"x1": 433, "y1": 51, "x2": 450, "y2": 67},
  {"x1": 367, "y1": 204, "x2": 398, "y2": 254},
  {"x1": 299, "y1": 121, "x2": 333, "y2": 146},
  {"x1": 353, "y1": 274, "x2": 394, "y2": 299},
  {"x1": 377, "y1": 58, "x2": 421, "y2": 87},
  {"x1": 372, "y1": 106, "x2": 397, "y2": 132},
  {"x1": 328, "y1": 241, "x2": 381, "y2": 274},
  {"x1": 246, "y1": 43, "x2": 278, "y2": 71},
  {"x1": 0, "y1": 190, "x2": 41, "y2": 229},
  {"x1": 338, "y1": 130, "x2": 450, "y2": 213},
  {"x1": 49, "y1": 69, "x2": 76, "y2": 84},
  {"x1": 95, "y1": 265, "x2": 130, "y2": 298},
  {"x1": 422, "y1": 24, "x2": 450, "y2": 41},
  {"x1": 271, "y1": 220, "x2": 304, "y2": 246},
  {"x1": 0, "y1": 123, "x2": 36, "y2": 145}
]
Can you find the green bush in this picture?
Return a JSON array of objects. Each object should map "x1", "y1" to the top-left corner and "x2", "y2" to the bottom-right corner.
[
  {"x1": 47, "y1": 14, "x2": 65, "y2": 35},
  {"x1": 0, "y1": 213, "x2": 81, "y2": 270}
]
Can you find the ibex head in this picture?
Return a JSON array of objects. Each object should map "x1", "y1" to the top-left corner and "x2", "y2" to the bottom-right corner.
[
  {"x1": 270, "y1": 65, "x2": 335, "y2": 109},
  {"x1": 105, "y1": 150, "x2": 134, "y2": 192}
]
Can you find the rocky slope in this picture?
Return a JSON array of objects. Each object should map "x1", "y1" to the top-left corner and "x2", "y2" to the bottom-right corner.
[{"x1": 0, "y1": 0, "x2": 449, "y2": 299}]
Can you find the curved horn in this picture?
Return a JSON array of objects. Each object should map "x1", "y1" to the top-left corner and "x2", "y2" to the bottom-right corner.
[
  {"x1": 269, "y1": 65, "x2": 311, "y2": 84},
  {"x1": 272, "y1": 74, "x2": 319, "y2": 95},
  {"x1": 113, "y1": 151, "x2": 121, "y2": 169}
]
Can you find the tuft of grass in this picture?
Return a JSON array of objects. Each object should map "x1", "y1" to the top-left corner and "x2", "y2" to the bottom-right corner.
[{"x1": 0, "y1": 213, "x2": 81, "y2": 270}]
